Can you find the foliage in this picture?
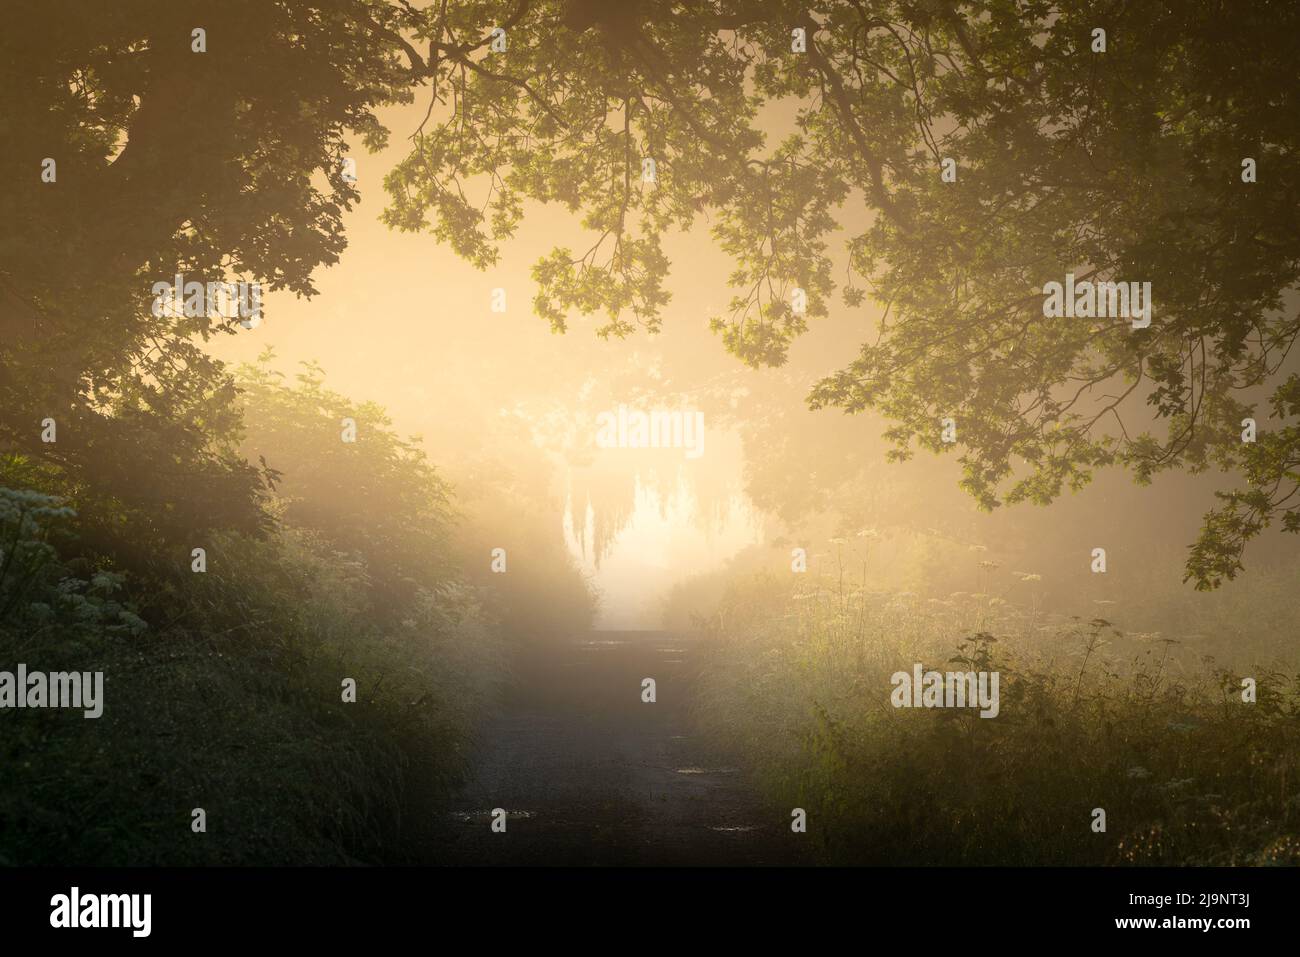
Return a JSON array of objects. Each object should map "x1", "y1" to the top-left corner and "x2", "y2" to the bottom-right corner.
[
  {"x1": 0, "y1": 335, "x2": 602, "y2": 864},
  {"x1": 0, "y1": 0, "x2": 414, "y2": 547},
  {"x1": 0, "y1": 359, "x2": 521, "y2": 863},
  {"x1": 0, "y1": 485, "x2": 506, "y2": 865},
  {"x1": 0, "y1": 487, "x2": 147, "y2": 647},
  {"x1": 678, "y1": 565, "x2": 1300, "y2": 865},
  {"x1": 234, "y1": 351, "x2": 455, "y2": 611},
  {"x1": 377, "y1": 0, "x2": 1300, "y2": 585},
  {"x1": 7, "y1": 1, "x2": 1297, "y2": 585}
]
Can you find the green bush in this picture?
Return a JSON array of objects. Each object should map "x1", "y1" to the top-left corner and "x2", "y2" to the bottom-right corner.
[{"x1": 0, "y1": 492, "x2": 505, "y2": 865}]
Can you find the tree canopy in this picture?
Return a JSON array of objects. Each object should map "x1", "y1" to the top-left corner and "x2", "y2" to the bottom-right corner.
[
  {"x1": 0, "y1": 0, "x2": 416, "y2": 558},
  {"x1": 378, "y1": 0, "x2": 1300, "y2": 588},
  {"x1": 3, "y1": 0, "x2": 1299, "y2": 586}
]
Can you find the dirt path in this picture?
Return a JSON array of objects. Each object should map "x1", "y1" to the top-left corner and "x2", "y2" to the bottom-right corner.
[{"x1": 427, "y1": 630, "x2": 808, "y2": 865}]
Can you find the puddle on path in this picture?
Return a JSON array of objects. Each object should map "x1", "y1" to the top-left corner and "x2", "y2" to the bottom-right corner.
[
  {"x1": 449, "y1": 809, "x2": 538, "y2": 823},
  {"x1": 674, "y1": 767, "x2": 740, "y2": 775}
]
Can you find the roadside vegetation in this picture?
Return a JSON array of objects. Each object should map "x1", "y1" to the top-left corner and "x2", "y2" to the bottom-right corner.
[
  {"x1": 0, "y1": 360, "x2": 592, "y2": 865},
  {"x1": 670, "y1": 545, "x2": 1300, "y2": 865}
]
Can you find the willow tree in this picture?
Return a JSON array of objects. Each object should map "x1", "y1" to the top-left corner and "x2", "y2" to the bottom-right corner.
[{"x1": 378, "y1": 0, "x2": 1300, "y2": 587}]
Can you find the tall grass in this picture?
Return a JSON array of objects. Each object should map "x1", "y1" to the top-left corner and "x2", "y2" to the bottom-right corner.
[{"x1": 679, "y1": 555, "x2": 1300, "y2": 865}]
